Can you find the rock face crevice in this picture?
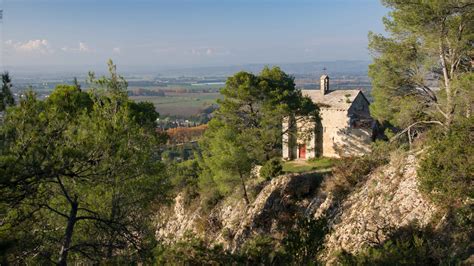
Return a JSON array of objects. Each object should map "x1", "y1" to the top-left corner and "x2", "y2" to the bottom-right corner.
[
  {"x1": 319, "y1": 154, "x2": 437, "y2": 259},
  {"x1": 155, "y1": 154, "x2": 437, "y2": 262},
  {"x1": 229, "y1": 171, "x2": 324, "y2": 251},
  {"x1": 155, "y1": 172, "x2": 325, "y2": 250}
]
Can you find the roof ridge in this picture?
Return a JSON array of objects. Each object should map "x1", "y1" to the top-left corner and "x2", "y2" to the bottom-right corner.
[
  {"x1": 301, "y1": 88, "x2": 362, "y2": 92},
  {"x1": 301, "y1": 89, "x2": 364, "y2": 110}
]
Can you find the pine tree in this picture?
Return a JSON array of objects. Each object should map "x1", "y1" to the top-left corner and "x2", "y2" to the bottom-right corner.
[
  {"x1": 0, "y1": 63, "x2": 167, "y2": 264},
  {"x1": 199, "y1": 67, "x2": 318, "y2": 205},
  {"x1": 0, "y1": 72, "x2": 15, "y2": 111},
  {"x1": 369, "y1": 0, "x2": 473, "y2": 133}
]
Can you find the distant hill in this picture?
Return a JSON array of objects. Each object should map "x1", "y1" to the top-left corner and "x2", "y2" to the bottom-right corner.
[
  {"x1": 156, "y1": 60, "x2": 370, "y2": 78},
  {"x1": 7, "y1": 60, "x2": 370, "y2": 79}
]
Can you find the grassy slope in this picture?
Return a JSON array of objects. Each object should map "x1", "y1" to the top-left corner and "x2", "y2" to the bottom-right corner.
[{"x1": 282, "y1": 157, "x2": 335, "y2": 173}]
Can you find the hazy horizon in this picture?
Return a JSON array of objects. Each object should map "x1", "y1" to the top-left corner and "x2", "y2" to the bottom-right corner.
[{"x1": 5, "y1": 60, "x2": 372, "y2": 79}]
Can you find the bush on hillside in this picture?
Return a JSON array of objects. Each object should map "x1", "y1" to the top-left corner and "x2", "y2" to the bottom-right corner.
[
  {"x1": 240, "y1": 235, "x2": 281, "y2": 265},
  {"x1": 282, "y1": 216, "x2": 328, "y2": 265},
  {"x1": 335, "y1": 231, "x2": 436, "y2": 265},
  {"x1": 325, "y1": 156, "x2": 379, "y2": 199},
  {"x1": 197, "y1": 166, "x2": 225, "y2": 212},
  {"x1": 324, "y1": 141, "x2": 393, "y2": 200},
  {"x1": 417, "y1": 117, "x2": 473, "y2": 207},
  {"x1": 334, "y1": 224, "x2": 473, "y2": 265},
  {"x1": 169, "y1": 160, "x2": 201, "y2": 206},
  {"x1": 260, "y1": 158, "x2": 283, "y2": 180},
  {"x1": 201, "y1": 189, "x2": 224, "y2": 213},
  {"x1": 154, "y1": 232, "x2": 235, "y2": 264}
]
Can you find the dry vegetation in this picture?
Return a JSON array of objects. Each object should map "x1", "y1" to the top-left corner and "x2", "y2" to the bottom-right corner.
[{"x1": 167, "y1": 125, "x2": 208, "y2": 144}]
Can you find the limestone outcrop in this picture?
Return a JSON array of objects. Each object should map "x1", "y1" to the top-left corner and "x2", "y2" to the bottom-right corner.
[
  {"x1": 155, "y1": 153, "x2": 438, "y2": 262},
  {"x1": 155, "y1": 171, "x2": 324, "y2": 250},
  {"x1": 319, "y1": 154, "x2": 437, "y2": 260}
]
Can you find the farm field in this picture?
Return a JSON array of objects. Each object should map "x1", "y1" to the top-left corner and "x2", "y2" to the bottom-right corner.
[
  {"x1": 130, "y1": 92, "x2": 222, "y2": 117},
  {"x1": 128, "y1": 83, "x2": 223, "y2": 91}
]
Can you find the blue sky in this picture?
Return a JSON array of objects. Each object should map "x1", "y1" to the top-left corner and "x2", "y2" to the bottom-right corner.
[{"x1": 1, "y1": 0, "x2": 388, "y2": 68}]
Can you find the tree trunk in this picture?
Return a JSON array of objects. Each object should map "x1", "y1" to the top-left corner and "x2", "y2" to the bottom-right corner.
[
  {"x1": 106, "y1": 195, "x2": 118, "y2": 259},
  {"x1": 58, "y1": 201, "x2": 78, "y2": 266},
  {"x1": 439, "y1": 44, "x2": 454, "y2": 127},
  {"x1": 239, "y1": 172, "x2": 250, "y2": 205}
]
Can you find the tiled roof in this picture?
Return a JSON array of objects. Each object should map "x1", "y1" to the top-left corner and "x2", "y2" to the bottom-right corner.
[{"x1": 302, "y1": 89, "x2": 363, "y2": 110}]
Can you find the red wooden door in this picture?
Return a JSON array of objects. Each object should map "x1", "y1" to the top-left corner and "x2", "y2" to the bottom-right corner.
[{"x1": 299, "y1": 144, "x2": 306, "y2": 159}]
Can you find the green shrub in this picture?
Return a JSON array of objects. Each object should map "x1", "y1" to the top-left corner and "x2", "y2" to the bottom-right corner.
[
  {"x1": 239, "y1": 217, "x2": 329, "y2": 265},
  {"x1": 240, "y1": 235, "x2": 280, "y2": 265},
  {"x1": 154, "y1": 232, "x2": 235, "y2": 265},
  {"x1": 335, "y1": 227, "x2": 448, "y2": 265},
  {"x1": 324, "y1": 143, "x2": 391, "y2": 200},
  {"x1": 325, "y1": 156, "x2": 377, "y2": 199},
  {"x1": 153, "y1": 218, "x2": 330, "y2": 265},
  {"x1": 169, "y1": 160, "x2": 201, "y2": 206},
  {"x1": 417, "y1": 117, "x2": 474, "y2": 207},
  {"x1": 260, "y1": 158, "x2": 283, "y2": 180},
  {"x1": 371, "y1": 140, "x2": 402, "y2": 158},
  {"x1": 197, "y1": 166, "x2": 225, "y2": 212},
  {"x1": 201, "y1": 189, "x2": 224, "y2": 213},
  {"x1": 282, "y1": 216, "x2": 328, "y2": 265}
]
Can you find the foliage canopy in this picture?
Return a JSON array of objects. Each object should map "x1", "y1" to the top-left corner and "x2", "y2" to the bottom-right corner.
[
  {"x1": 199, "y1": 67, "x2": 318, "y2": 205},
  {"x1": 0, "y1": 61, "x2": 168, "y2": 264},
  {"x1": 369, "y1": 0, "x2": 473, "y2": 132}
]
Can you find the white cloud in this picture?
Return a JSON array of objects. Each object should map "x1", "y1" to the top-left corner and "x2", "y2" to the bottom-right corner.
[
  {"x1": 112, "y1": 47, "x2": 121, "y2": 54},
  {"x1": 61, "y1": 42, "x2": 92, "y2": 53},
  {"x1": 78, "y1": 42, "x2": 90, "y2": 52},
  {"x1": 190, "y1": 47, "x2": 228, "y2": 56},
  {"x1": 5, "y1": 39, "x2": 53, "y2": 54},
  {"x1": 190, "y1": 48, "x2": 200, "y2": 55}
]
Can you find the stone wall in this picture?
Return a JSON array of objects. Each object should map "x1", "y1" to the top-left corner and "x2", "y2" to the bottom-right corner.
[
  {"x1": 283, "y1": 92, "x2": 373, "y2": 159},
  {"x1": 282, "y1": 117, "x2": 292, "y2": 159},
  {"x1": 282, "y1": 116, "x2": 317, "y2": 160},
  {"x1": 319, "y1": 93, "x2": 372, "y2": 157},
  {"x1": 319, "y1": 108, "x2": 350, "y2": 157}
]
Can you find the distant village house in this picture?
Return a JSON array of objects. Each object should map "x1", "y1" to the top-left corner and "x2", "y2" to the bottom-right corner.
[{"x1": 282, "y1": 75, "x2": 374, "y2": 159}]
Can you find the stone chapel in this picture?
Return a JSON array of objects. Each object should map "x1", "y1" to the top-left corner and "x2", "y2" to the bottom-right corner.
[{"x1": 282, "y1": 75, "x2": 374, "y2": 159}]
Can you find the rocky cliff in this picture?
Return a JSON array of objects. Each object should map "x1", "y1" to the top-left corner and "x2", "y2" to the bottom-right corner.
[
  {"x1": 156, "y1": 171, "x2": 325, "y2": 251},
  {"x1": 155, "y1": 153, "x2": 439, "y2": 262},
  {"x1": 318, "y1": 154, "x2": 437, "y2": 260}
]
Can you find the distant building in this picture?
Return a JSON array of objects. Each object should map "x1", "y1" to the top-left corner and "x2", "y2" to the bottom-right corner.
[{"x1": 282, "y1": 75, "x2": 374, "y2": 159}]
